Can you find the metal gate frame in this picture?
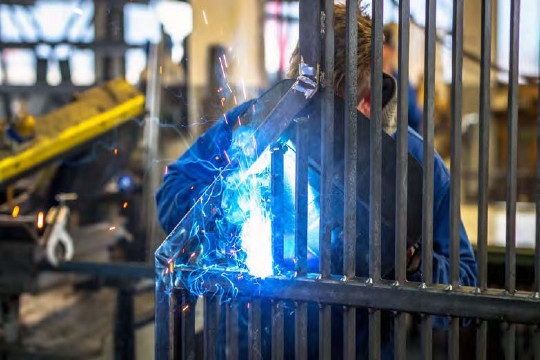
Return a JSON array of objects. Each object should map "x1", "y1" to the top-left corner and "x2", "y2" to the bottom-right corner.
[{"x1": 155, "y1": 0, "x2": 540, "y2": 359}]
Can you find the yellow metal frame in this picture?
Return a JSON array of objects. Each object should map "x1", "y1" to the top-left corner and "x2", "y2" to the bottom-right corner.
[{"x1": 0, "y1": 94, "x2": 145, "y2": 183}]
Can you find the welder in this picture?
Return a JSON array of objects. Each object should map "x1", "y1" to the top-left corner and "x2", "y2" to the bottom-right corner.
[{"x1": 156, "y1": 2, "x2": 477, "y2": 358}]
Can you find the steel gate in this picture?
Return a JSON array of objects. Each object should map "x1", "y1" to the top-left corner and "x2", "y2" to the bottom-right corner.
[{"x1": 155, "y1": 0, "x2": 540, "y2": 359}]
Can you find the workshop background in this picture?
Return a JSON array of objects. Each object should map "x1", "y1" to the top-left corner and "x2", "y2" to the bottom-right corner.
[{"x1": 0, "y1": 0, "x2": 538, "y2": 359}]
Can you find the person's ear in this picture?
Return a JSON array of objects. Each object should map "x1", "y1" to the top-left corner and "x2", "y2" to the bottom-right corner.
[{"x1": 357, "y1": 93, "x2": 371, "y2": 118}]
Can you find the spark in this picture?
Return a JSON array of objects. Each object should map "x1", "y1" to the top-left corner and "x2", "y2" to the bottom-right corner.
[
  {"x1": 109, "y1": 226, "x2": 116, "y2": 231},
  {"x1": 237, "y1": 116, "x2": 242, "y2": 126},
  {"x1": 233, "y1": 95, "x2": 238, "y2": 105},
  {"x1": 223, "y1": 150, "x2": 231, "y2": 164},
  {"x1": 182, "y1": 305, "x2": 189, "y2": 312},
  {"x1": 37, "y1": 212, "x2": 44, "y2": 229},
  {"x1": 215, "y1": 156, "x2": 220, "y2": 161},
  {"x1": 123, "y1": 202, "x2": 128, "y2": 209},
  {"x1": 159, "y1": 66, "x2": 163, "y2": 74},
  {"x1": 165, "y1": 166, "x2": 169, "y2": 175},
  {"x1": 114, "y1": 148, "x2": 118, "y2": 155},
  {"x1": 226, "y1": 82, "x2": 233, "y2": 93},
  {"x1": 12, "y1": 206, "x2": 20, "y2": 218},
  {"x1": 223, "y1": 113, "x2": 229, "y2": 125},
  {"x1": 202, "y1": 10, "x2": 208, "y2": 24},
  {"x1": 190, "y1": 186, "x2": 194, "y2": 190},
  {"x1": 222, "y1": 54, "x2": 229, "y2": 68},
  {"x1": 169, "y1": 262, "x2": 174, "y2": 273},
  {"x1": 72, "y1": 7, "x2": 83, "y2": 15},
  {"x1": 242, "y1": 80, "x2": 247, "y2": 100},
  {"x1": 218, "y1": 57, "x2": 226, "y2": 79}
]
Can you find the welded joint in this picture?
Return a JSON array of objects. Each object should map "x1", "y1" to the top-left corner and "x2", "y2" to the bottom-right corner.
[{"x1": 293, "y1": 61, "x2": 320, "y2": 99}]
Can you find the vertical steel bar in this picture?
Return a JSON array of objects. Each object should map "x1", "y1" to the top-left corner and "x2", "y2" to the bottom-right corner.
[
  {"x1": 450, "y1": 0, "x2": 464, "y2": 290},
  {"x1": 319, "y1": 305, "x2": 331, "y2": 360},
  {"x1": 344, "y1": 1, "x2": 358, "y2": 358},
  {"x1": 295, "y1": 302, "x2": 308, "y2": 360},
  {"x1": 394, "y1": 313, "x2": 406, "y2": 360},
  {"x1": 181, "y1": 292, "x2": 196, "y2": 360},
  {"x1": 394, "y1": 1, "x2": 409, "y2": 357},
  {"x1": 320, "y1": 1, "x2": 334, "y2": 358},
  {"x1": 477, "y1": 1, "x2": 492, "y2": 357},
  {"x1": 449, "y1": 1, "x2": 464, "y2": 358},
  {"x1": 449, "y1": 318, "x2": 459, "y2": 360},
  {"x1": 248, "y1": 300, "x2": 262, "y2": 360},
  {"x1": 204, "y1": 296, "x2": 220, "y2": 360},
  {"x1": 505, "y1": 1, "x2": 520, "y2": 356},
  {"x1": 476, "y1": 320, "x2": 487, "y2": 360},
  {"x1": 169, "y1": 291, "x2": 180, "y2": 360},
  {"x1": 271, "y1": 147, "x2": 284, "y2": 271},
  {"x1": 370, "y1": 1, "x2": 383, "y2": 359},
  {"x1": 295, "y1": 118, "x2": 309, "y2": 276},
  {"x1": 477, "y1": 0, "x2": 492, "y2": 295},
  {"x1": 506, "y1": 0, "x2": 519, "y2": 296},
  {"x1": 534, "y1": 325, "x2": 540, "y2": 360},
  {"x1": 395, "y1": 0, "x2": 410, "y2": 287},
  {"x1": 271, "y1": 301, "x2": 284, "y2": 360},
  {"x1": 422, "y1": 0, "x2": 436, "y2": 291},
  {"x1": 226, "y1": 301, "x2": 239, "y2": 360},
  {"x1": 422, "y1": 0, "x2": 436, "y2": 358}
]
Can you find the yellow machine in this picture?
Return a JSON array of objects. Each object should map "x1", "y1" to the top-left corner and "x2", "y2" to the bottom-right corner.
[{"x1": 0, "y1": 79, "x2": 145, "y2": 183}]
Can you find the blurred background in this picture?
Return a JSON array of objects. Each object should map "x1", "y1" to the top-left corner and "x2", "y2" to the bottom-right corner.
[{"x1": 0, "y1": 0, "x2": 538, "y2": 359}]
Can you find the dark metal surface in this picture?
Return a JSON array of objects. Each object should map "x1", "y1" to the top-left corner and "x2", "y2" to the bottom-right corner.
[
  {"x1": 226, "y1": 301, "x2": 239, "y2": 360},
  {"x1": 422, "y1": 0, "x2": 436, "y2": 358},
  {"x1": 271, "y1": 301, "x2": 284, "y2": 360},
  {"x1": 173, "y1": 270, "x2": 540, "y2": 324},
  {"x1": 248, "y1": 300, "x2": 262, "y2": 360},
  {"x1": 204, "y1": 296, "x2": 220, "y2": 360},
  {"x1": 294, "y1": 302, "x2": 308, "y2": 360}
]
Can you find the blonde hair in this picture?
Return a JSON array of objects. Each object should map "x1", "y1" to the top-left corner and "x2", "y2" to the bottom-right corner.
[{"x1": 286, "y1": 2, "x2": 372, "y2": 100}]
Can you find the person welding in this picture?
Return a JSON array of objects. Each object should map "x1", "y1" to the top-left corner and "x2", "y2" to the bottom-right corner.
[{"x1": 156, "y1": 2, "x2": 476, "y2": 358}]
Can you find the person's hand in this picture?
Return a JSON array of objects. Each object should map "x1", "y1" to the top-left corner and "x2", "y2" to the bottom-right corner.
[{"x1": 406, "y1": 243, "x2": 422, "y2": 274}]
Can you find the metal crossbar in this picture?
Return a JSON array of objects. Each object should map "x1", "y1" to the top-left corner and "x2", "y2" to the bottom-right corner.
[{"x1": 155, "y1": 0, "x2": 540, "y2": 359}]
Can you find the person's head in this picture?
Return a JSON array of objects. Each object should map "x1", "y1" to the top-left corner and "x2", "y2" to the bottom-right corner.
[
  {"x1": 382, "y1": 23, "x2": 398, "y2": 75},
  {"x1": 287, "y1": 2, "x2": 372, "y2": 111}
]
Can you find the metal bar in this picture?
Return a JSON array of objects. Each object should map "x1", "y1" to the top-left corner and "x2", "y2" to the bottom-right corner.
[
  {"x1": 369, "y1": 310, "x2": 381, "y2": 360},
  {"x1": 248, "y1": 300, "x2": 262, "y2": 360},
  {"x1": 344, "y1": 307, "x2": 356, "y2": 360},
  {"x1": 505, "y1": 323, "x2": 516, "y2": 359},
  {"x1": 271, "y1": 147, "x2": 285, "y2": 271},
  {"x1": 204, "y1": 296, "x2": 220, "y2": 360},
  {"x1": 369, "y1": 3, "x2": 383, "y2": 358},
  {"x1": 226, "y1": 301, "x2": 239, "y2": 360},
  {"x1": 394, "y1": 313, "x2": 406, "y2": 360},
  {"x1": 271, "y1": 301, "x2": 284, "y2": 360},
  {"x1": 477, "y1": 0, "x2": 492, "y2": 295},
  {"x1": 181, "y1": 292, "x2": 196, "y2": 360},
  {"x1": 534, "y1": 325, "x2": 540, "y2": 360},
  {"x1": 421, "y1": 314, "x2": 432, "y2": 360},
  {"x1": 174, "y1": 270, "x2": 540, "y2": 324},
  {"x1": 344, "y1": 0, "x2": 358, "y2": 282},
  {"x1": 114, "y1": 287, "x2": 135, "y2": 360},
  {"x1": 422, "y1": 0, "x2": 436, "y2": 289},
  {"x1": 370, "y1": 0, "x2": 383, "y2": 285},
  {"x1": 395, "y1": 0, "x2": 410, "y2": 287},
  {"x1": 320, "y1": 0, "x2": 334, "y2": 282},
  {"x1": 450, "y1": 0, "x2": 464, "y2": 290},
  {"x1": 295, "y1": 302, "x2": 308, "y2": 360},
  {"x1": 170, "y1": 291, "x2": 180, "y2": 360},
  {"x1": 449, "y1": 1, "x2": 463, "y2": 357},
  {"x1": 295, "y1": 117, "x2": 309, "y2": 276},
  {"x1": 319, "y1": 1, "x2": 334, "y2": 357},
  {"x1": 344, "y1": 1, "x2": 358, "y2": 358},
  {"x1": 449, "y1": 317, "x2": 459, "y2": 360},
  {"x1": 319, "y1": 305, "x2": 331, "y2": 360},
  {"x1": 476, "y1": 319, "x2": 487, "y2": 360},
  {"x1": 394, "y1": 1, "x2": 409, "y2": 357},
  {"x1": 422, "y1": 0, "x2": 436, "y2": 357},
  {"x1": 506, "y1": 0, "x2": 520, "y2": 296}
]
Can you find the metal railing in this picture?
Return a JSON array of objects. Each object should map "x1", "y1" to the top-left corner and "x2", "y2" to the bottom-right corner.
[{"x1": 155, "y1": 0, "x2": 540, "y2": 359}]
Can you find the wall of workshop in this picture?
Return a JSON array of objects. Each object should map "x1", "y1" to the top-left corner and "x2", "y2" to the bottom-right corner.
[{"x1": 188, "y1": 0, "x2": 267, "y2": 133}]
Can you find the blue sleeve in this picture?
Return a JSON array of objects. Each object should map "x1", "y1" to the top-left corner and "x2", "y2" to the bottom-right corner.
[{"x1": 155, "y1": 100, "x2": 255, "y2": 234}]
